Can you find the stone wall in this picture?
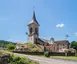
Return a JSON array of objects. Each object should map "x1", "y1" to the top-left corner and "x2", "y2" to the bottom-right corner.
[{"x1": 13, "y1": 51, "x2": 76, "y2": 56}]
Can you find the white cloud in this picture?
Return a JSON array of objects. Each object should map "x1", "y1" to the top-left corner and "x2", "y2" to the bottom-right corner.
[{"x1": 56, "y1": 24, "x2": 64, "y2": 28}]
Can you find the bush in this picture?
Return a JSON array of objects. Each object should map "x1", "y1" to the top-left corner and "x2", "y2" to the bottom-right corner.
[
  {"x1": 0, "y1": 50, "x2": 39, "y2": 64},
  {"x1": 8, "y1": 56, "x2": 39, "y2": 64},
  {"x1": 7, "y1": 43, "x2": 16, "y2": 50},
  {"x1": 44, "y1": 51, "x2": 50, "y2": 57}
]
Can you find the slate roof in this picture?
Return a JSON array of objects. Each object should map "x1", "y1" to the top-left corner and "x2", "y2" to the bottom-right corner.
[
  {"x1": 28, "y1": 11, "x2": 40, "y2": 26},
  {"x1": 40, "y1": 38, "x2": 50, "y2": 43},
  {"x1": 38, "y1": 38, "x2": 69, "y2": 45},
  {"x1": 38, "y1": 38, "x2": 49, "y2": 44},
  {"x1": 55, "y1": 40, "x2": 69, "y2": 43}
]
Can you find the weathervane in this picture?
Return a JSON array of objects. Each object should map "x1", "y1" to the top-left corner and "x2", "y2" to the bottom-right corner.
[{"x1": 65, "y1": 34, "x2": 70, "y2": 40}]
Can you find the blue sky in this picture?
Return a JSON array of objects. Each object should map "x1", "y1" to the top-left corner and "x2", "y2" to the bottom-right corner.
[{"x1": 0, "y1": 0, "x2": 77, "y2": 43}]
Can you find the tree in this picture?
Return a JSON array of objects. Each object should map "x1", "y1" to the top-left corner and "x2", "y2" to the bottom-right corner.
[
  {"x1": 7, "y1": 43, "x2": 16, "y2": 50},
  {"x1": 0, "y1": 40, "x2": 14, "y2": 48},
  {"x1": 70, "y1": 41, "x2": 77, "y2": 50}
]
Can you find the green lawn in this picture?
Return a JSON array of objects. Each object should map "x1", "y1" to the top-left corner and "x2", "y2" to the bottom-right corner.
[
  {"x1": 34, "y1": 55, "x2": 77, "y2": 61},
  {"x1": 50, "y1": 56, "x2": 77, "y2": 61}
]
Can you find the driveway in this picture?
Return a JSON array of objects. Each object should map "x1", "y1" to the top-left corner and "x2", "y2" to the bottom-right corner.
[{"x1": 14, "y1": 53, "x2": 77, "y2": 64}]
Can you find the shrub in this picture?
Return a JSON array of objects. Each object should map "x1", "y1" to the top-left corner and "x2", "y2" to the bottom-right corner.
[
  {"x1": 44, "y1": 51, "x2": 50, "y2": 57},
  {"x1": 0, "y1": 50, "x2": 39, "y2": 64},
  {"x1": 7, "y1": 43, "x2": 16, "y2": 50},
  {"x1": 13, "y1": 56, "x2": 21, "y2": 62},
  {"x1": 8, "y1": 56, "x2": 39, "y2": 64}
]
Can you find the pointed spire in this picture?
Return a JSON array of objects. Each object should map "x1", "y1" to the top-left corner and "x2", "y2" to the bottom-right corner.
[
  {"x1": 31, "y1": 10, "x2": 39, "y2": 26},
  {"x1": 28, "y1": 10, "x2": 40, "y2": 26},
  {"x1": 32, "y1": 10, "x2": 36, "y2": 21}
]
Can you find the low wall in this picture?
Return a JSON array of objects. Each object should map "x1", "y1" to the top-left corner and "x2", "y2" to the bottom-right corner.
[
  {"x1": 49, "y1": 52, "x2": 75, "y2": 56},
  {"x1": 13, "y1": 51, "x2": 75, "y2": 56}
]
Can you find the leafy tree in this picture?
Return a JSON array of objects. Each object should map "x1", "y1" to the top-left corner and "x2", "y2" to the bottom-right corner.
[
  {"x1": 0, "y1": 40, "x2": 15, "y2": 48},
  {"x1": 7, "y1": 43, "x2": 16, "y2": 50},
  {"x1": 70, "y1": 41, "x2": 77, "y2": 50}
]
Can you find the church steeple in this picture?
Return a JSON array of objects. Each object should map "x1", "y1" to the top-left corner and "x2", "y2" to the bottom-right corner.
[
  {"x1": 27, "y1": 10, "x2": 39, "y2": 44},
  {"x1": 32, "y1": 10, "x2": 36, "y2": 21},
  {"x1": 28, "y1": 10, "x2": 40, "y2": 26}
]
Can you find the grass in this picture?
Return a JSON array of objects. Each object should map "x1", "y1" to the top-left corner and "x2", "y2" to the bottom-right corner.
[
  {"x1": 0, "y1": 50, "x2": 14, "y2": 55},
  {"x1": 0, "y1": 50, "x2": 39, "y2": 64},
  {"x1": 8, "y1": 55, "x2": 39, "y2": 64},
  {"x1": 28, "y1": 54, "x2": 77, "y2": 61},
  {"x1": 31, "y1": 55, "x2": 44, "y2": 57},
  {"x1": 0, "y1": 50, "x2": 11, "y2": 55},
  {"x1": 50, "y1": 56, "x2": 77, "y2": 61}
]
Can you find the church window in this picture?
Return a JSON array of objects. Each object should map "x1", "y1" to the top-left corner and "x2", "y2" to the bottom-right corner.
[
  {"x1": 35, "y1": 28, "x2": 38, "y2": 34},
  {"x1": 57, "y1": 47, "x2": 59, "y2": 50},
  {"x1": 63, "y1": 44, "x2": 64, "y2": 46},
  {"x1": 47, "y1": 43, "x2": 49, "y2": 46},
  {"x1": 30, "y1": 27, "x2": 32, "y2": 34},
  {"x1": 54, "y1": 46, "x2": 55, "y2": 50}
]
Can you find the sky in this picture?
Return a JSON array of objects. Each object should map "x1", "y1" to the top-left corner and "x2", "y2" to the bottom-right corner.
[{"x1": 0, "y1": 0, "x2": 77, "y2": 43}]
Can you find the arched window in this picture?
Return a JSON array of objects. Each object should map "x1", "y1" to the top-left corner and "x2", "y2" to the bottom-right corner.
[
  {"x1": 29, "y1": 27, "x2": 32, "y2": 34},
  {"x1": 35, "y1": 28, "x2": 38, "y2": 34}
]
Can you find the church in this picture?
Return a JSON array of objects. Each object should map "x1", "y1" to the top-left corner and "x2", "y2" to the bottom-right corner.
[{"x1": 27, "y1": 11, "x2": 69, "y2": 52}]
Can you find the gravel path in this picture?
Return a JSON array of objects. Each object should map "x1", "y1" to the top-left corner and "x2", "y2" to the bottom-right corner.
[{"x1": 14, "y1": 53, "x2": 77, "y2": 64}]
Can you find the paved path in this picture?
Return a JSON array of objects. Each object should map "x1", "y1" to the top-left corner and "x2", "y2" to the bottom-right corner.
[{"x1": 14, "y1": 53, "x2": 77, "y2": 64}]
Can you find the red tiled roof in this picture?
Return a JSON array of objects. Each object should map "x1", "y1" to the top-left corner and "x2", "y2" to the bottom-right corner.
[{"x1": 55, "y1": 40, "x2": 68, "y2": 42}]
